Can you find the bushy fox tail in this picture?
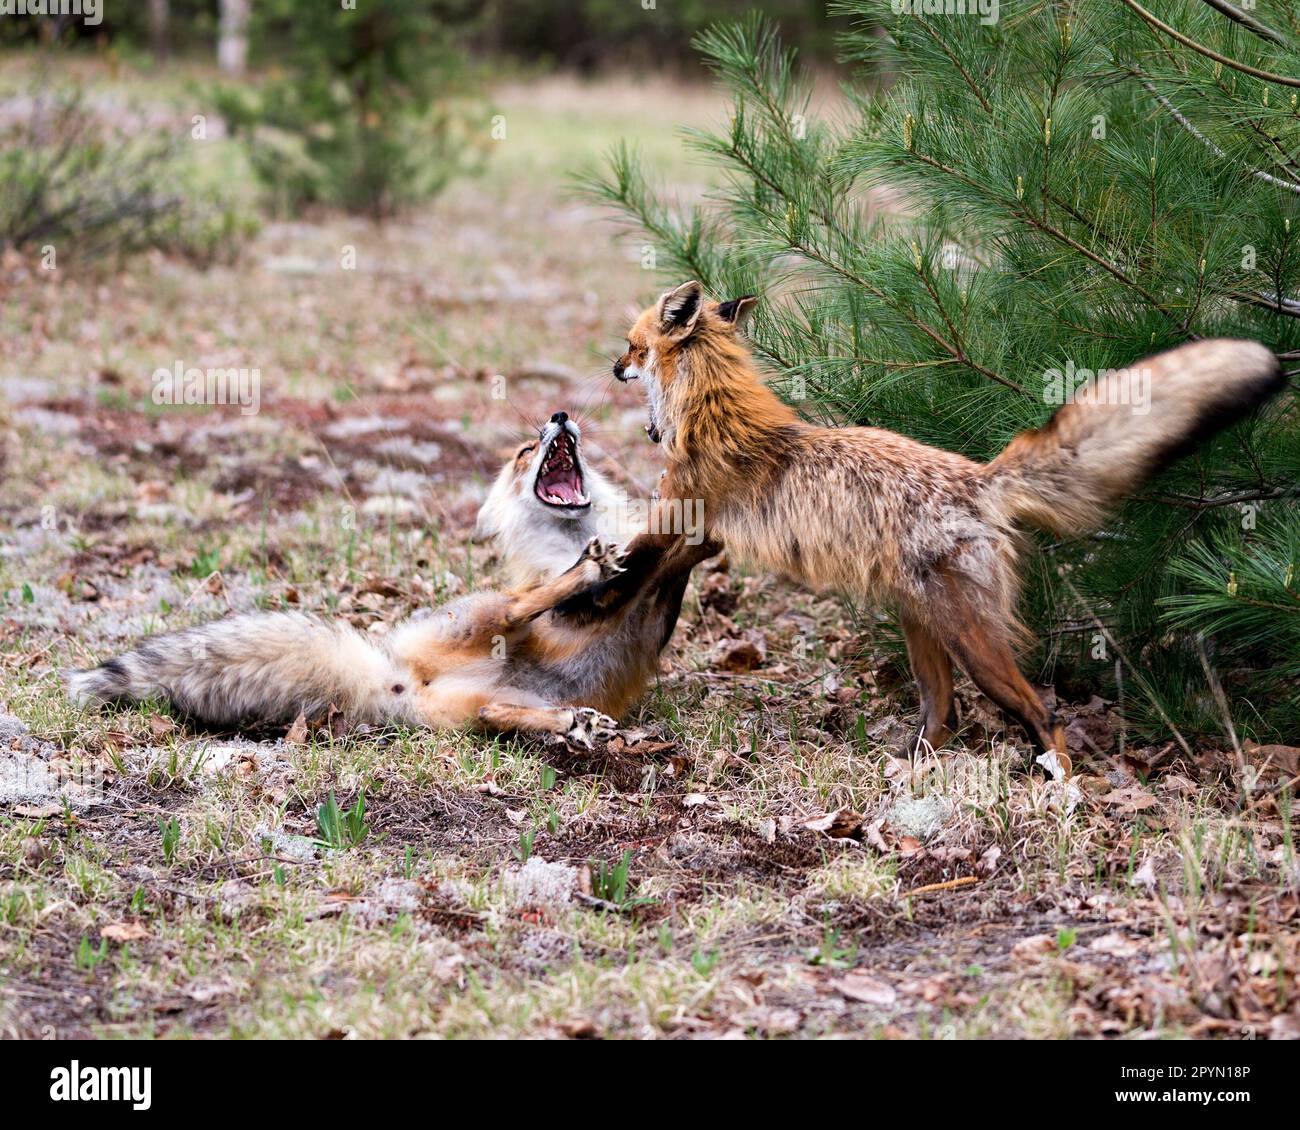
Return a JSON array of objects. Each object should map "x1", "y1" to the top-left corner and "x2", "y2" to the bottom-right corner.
[
  {"x1": 66, "y1": 612, "x2": 409, "y2": 728},
  {"x1": 985, "y1": 339, "x2": 1285, "y2": 535}
]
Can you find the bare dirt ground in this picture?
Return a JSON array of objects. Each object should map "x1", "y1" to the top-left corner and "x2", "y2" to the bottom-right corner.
[{"x1": 1, "y1": 69, "x2": 1298, "y2": 1040}]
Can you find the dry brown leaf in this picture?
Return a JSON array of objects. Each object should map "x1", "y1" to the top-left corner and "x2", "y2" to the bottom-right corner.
[
  {"x1": 13, "y1": 803, "x2": 62, "y2": 819},
  {"x1": 360, "y1": 576, "x2": 401, "y2": 597},
  {"x1": 1065, "y1": 705, "x2": 1116, "y2": 755},
  {"x1": 284, "y1": 712, "x2": 309, "y2": 745},
  {"x1": 697, "y1": 571, "x2": 737, "y2": 615},
  {"x1": 101, "y1": 921, "x2": 149, "y2": 944},
  {"x1": 1100, "y1": 786, "x2": 1157, "y2": 813},
  {"x1": 741, "y1": 1006, "x2": 801, "y2": 1034},
  {"x1": 1245, "y1": 742, "x2": 1300, "y2": 777},
  {"x1": 625, "y1": 739, "x2": 677, "y2": 756},
  {"x1": 1269, "y1": 1011, "x2": 1300, "y2": 1040},
  {"x1": 23, "y1": 838, "x2": 51, "y2": 867},
  {"x1": 1088, "y1": 932, "x2": 1141, "y2": 957},
  {"x1": 802, "y1": 808, "x2": 864, "y2": 839},
  {"x1": 863, "y1": 817, "x2": 889, "y2": 853},
  {"x1": 838, "y1": 972, "x2": 897, "y2": 1006},
  {"x1": 1011, "y1": 933, "x2": 1058, "y2": 960},
  {"x1": 324, "y1": 703, "x2": 349, "y2": 739},
  {"x1": 710, "y1": 633, "x2": 766, "y2": 673},
  {"x1": 1074, "y1": 774, "x2": 1111, "y2": 797},
  {"x1": 1156, "y1": 773, "x2": 1198, "y2": 795}
]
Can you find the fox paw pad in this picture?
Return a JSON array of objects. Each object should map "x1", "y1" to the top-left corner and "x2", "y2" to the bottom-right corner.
[
  {"x1": 581, "y1": 538, "x2": 628, "y2": 579},
  {"x1": 565, "y1": 707, "x2": 619, "y2": 748}
]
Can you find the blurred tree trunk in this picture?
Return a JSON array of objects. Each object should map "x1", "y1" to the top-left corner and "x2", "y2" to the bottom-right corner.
[
  {"x1": 148, "y1": 0, "x2": 169, "y2": 61},
  {"x1": 218, "y1": 0, "x2": 250, "y2": 76}
]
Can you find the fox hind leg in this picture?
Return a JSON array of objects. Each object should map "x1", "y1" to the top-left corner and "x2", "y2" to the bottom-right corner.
[
  {"x1": 945, "y1": 630, "x2": 1069, "y2": 771},
  {"x1": 477, "y1": 702, "x2": 577, "y2": 734},
  {"x1": 900, "y1": 614, "x2": 957, "y2": 755},
  {"x1": 926, "y1": 573, "x2": 1070, "y2": 772},
  {"x1": 476, "y1": 702, "x2": 618, "y2": 748}
]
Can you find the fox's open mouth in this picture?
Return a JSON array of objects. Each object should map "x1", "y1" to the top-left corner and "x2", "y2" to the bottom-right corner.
[{"x1": 535, "y1": 430, "x2": 590, "y2": 508}]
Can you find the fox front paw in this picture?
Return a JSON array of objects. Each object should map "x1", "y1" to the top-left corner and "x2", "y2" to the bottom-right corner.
[
  {"x1": 580, "y1": 538, "x2": 628, "y2": 580},
  {"x1": 565, "y1": 706, "x2": 619, "y2": 749}
]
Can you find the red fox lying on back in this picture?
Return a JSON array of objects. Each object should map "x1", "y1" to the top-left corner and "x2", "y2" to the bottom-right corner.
[
  {"x1": 68, "y1": 413, "x2": 717, "y2": 744},
  {"x1": 610, "y1": 281, "x2": 1286, "y2": 770}
]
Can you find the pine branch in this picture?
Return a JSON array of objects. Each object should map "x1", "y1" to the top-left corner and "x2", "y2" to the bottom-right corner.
[
  {"x1": 1197, "y1": 0, "x2": 1290, "y2": 49},
  {"x1": 1128, "y1": 68, "x2": 1300, "y2": 195},
  {"x1": 1150, "y1": 486, "x2": 1296, "y2": 510},
  {"x1": 905, "y1": 149, "x2": 1184, "y2": 327},
  {"x1": 696, "y1": 133, "x2": 1028, "y2": 394},
  {"x1": 1121, "y1": 0, "x2": 1300, "y2": 87},
  {"x1": 1231, "y1": 289, "x2": 1300, "y2": 318}
]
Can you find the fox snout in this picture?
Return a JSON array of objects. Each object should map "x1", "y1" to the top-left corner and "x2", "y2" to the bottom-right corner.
[{"x1": 613, "y1": 348, "x2": 643, "y2": 381}]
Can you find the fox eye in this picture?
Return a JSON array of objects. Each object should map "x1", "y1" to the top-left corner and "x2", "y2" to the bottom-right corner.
[{"x1": 518, "y1": 443, "x2": 536, "y2": 457}]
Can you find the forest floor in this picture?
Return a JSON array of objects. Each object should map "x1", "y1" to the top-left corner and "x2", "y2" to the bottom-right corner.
[{"x1": 0, "y1": 63, "x2": 1297, "y2": 1040}]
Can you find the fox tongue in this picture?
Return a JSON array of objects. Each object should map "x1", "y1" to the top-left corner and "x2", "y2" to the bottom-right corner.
[
  {"x1": 550, "y1": 479, "x2": 581, "y2": 504},
  {"x1": 540, "y1": 466, "x2": 583, "y2": 505}
]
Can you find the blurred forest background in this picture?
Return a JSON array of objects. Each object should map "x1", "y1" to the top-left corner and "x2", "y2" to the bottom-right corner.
[
  {"x1": 0, "y1": 0, "x2": 844, "y2": 231},
  {"x1": 0, "y1": 1, "x2": 843, "y2": 70}
]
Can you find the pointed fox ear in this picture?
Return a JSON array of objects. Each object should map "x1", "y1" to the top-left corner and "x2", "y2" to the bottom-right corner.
[
  {"x1": 716, "y1": 295, "x2": 758, "y2": 327},
  {"x1": 656, "y1": 281, "x2": 703, "y2": 339}
]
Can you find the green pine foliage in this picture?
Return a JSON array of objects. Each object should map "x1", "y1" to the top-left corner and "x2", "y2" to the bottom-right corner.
[{"x1": 580, "y1": 2, "x2": 1300, "y2": 740}]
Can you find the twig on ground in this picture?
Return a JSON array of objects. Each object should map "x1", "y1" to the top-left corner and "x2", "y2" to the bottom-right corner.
[{"x1": 905, "y1": 875, "x2": 979, "y2": 897}]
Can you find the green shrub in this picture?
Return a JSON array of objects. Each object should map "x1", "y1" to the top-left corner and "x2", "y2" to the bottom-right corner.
[
  {"x1": 214, "y1": 1, "x2": 487, "y2": 218},
  {"x1": 0, "y1": 83, "x2": 259, "y2": 265}
]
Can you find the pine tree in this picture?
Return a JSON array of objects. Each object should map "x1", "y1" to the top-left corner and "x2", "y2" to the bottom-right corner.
[
  {"x1": 581, "y1": 2, "x2": 1300, "y2": 740},
  {"x1": 214, "y1": 1, "x2": 484, "y2": 218}
]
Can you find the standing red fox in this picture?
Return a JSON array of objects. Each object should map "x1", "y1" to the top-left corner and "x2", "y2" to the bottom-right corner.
[{"x1": 610, "y1": 281, "x2": 1286, "y2": 769}]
